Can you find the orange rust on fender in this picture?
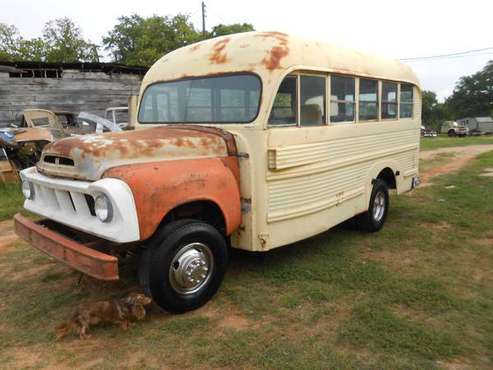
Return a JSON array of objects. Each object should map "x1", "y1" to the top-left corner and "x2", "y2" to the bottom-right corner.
[
  {"x1": 209, "y1": 37, "x2": 231, "y2": 64},
  {"x1": 104, "y1": 157, "x2": 241, "y2": 240}
]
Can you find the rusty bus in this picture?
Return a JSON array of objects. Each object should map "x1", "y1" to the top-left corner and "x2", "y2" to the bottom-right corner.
[{"x1": 15, "y1": 32, "x2": 421, "y2": 313}]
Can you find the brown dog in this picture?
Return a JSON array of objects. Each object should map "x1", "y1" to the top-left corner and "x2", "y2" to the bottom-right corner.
[{"x1": 56, "y1": 293, "x2": 152, "y2": 340}]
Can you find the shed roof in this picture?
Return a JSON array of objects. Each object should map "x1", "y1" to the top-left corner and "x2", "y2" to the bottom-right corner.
[
  {"x1": 142, "y1": 31, "x2": 420, "y2": 90},
  {"x1": 0, "y1": 61, "x2": 148, "y2": 75}
]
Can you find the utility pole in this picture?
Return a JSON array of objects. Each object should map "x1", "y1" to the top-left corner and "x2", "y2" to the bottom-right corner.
[{"x1": 201, "y1": 1, "x2": 207, "y2": 38}]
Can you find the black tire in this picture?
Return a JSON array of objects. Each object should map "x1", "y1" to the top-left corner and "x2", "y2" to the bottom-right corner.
[
  {"x1": 448, "y1": 130, "x2": 456, "y2": 137},
  {"x1": 139, "y1": 219, "x2": 228, "y2": 313},
  {"x1": 357, "y1": 179, "x2": 389, "y2": 232}
]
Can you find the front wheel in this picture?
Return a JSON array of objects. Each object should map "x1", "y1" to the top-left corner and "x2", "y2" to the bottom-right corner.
[
  {"x1": 357, "y1": 179, "x2": 389, "y2": 232},
  {"x1": 139, "y1": 220, "x2": 229, "y2": 313}
]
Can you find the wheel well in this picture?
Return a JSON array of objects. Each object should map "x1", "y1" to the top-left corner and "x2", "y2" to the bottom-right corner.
[
  {"x1": 376, "y1": 167, "x2": 396, "y2": 189},
  {"x1": 162, "y1": 201, "x2": 226, "y2": 235}
]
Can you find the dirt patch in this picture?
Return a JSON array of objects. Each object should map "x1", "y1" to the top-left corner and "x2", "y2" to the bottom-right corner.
[
  {"x1": 0, "y1": 220, "x2": 18, "y2": 251},
  {"x1": 195, "y1": 303, "x2": 253, "y2": 331},
  {"x1": 217, "y1": 314, "x2": 250, "y2": 330},
  {"x1": 360, "y1": 247, "x2": 421, "y2": 273},
  {"x1": 8, "y1": 263, "x2": 54, "y2": 282},
  {"x1": 419, "y1": 145, "x2": 493, "y2": 185}
]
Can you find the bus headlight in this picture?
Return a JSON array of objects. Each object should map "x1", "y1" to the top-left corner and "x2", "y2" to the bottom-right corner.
[
  {"x1": 22, "y1": 180, "x2": 34, "y2": 200},
  {"x1": 94, "y1": 194, "x2": 113, "y2": 222}
]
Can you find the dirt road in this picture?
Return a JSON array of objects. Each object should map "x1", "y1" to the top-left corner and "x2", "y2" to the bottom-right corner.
[{"x1": 419, "y1": 144, "x2": 493, "y2": 185}]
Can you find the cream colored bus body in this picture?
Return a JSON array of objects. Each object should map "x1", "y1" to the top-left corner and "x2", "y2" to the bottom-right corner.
[{"x1": 136, "y1": 32, "x2": 421, "y2": 252}]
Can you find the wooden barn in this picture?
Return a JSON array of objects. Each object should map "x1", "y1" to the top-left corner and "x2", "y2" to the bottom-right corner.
[{"x1": 0, "y1": 61, "x2": 147, "y2": 127}]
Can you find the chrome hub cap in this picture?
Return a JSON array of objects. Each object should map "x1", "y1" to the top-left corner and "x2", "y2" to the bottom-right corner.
[
  {"x1": 169, "y1": 242, "x2": 214, "y2": 295},
  {"x1": 373, "y1": 192, "x2": 386, "y2": 222}
]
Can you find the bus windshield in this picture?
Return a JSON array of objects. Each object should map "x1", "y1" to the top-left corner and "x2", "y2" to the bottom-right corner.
[{"x1": 138, "y1": 74, "x2": 261, "y2": 124}]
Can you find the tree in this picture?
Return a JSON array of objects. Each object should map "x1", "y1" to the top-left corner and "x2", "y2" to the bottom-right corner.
[
  {"x1": 0, "y1": 18, "x2": 98, "y2": 63},
  {"x1": 103, "y1": 14, "x2": 200, "y2": 66},
  {"x1": 210, "y1": 23, "x2": 254, "y2": 37},
  {"x1": 43, "y1": 18, "x2": 99, "y2": 62},
  {"x1": 421, "y1": 90, "x2": 450, "y2": 129},
  {"x1": 0, "y1": 23, "x2": 21, "y2": 61},
  {"x1": 445, "y1": 60, "x2": 493, "y2": 118}
]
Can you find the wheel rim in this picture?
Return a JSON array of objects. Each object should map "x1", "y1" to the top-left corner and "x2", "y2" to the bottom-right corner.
[
  {"x1": 169, "y1": 242, "x2": 214, "y2": 295},
  {"x1": 373, "y1": 191, "x2": 386, "y2": 222}
]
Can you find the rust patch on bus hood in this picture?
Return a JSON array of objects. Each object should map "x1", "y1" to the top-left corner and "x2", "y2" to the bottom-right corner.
[{"x1": 37, "y1": 125, "x2": 237, "y2": 181}]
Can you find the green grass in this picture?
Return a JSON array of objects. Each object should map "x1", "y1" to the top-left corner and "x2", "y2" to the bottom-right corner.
[
  {"x1": 0, "y1": 182, "x2": 23, "y2": 221},
  {"x1": 0, "y1": 149, "x2": 492, "y2": 369},
  {"x1": 420, "y1": 134, "x2": 493, "y2": 151}
]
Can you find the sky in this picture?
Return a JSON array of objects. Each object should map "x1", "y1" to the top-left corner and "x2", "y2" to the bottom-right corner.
[{"x1": 1, "y1": 0, "x2": 492, "y2": 102}]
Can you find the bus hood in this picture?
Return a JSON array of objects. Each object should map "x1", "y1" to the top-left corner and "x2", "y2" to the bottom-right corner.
[{"x1": 36, "y1": 125, "x2": 237, "y2": 181}]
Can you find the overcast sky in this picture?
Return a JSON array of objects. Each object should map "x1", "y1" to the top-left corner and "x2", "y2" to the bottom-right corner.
[{"x1": 2, "y1": 0, "x2": 492, "y2": 101}]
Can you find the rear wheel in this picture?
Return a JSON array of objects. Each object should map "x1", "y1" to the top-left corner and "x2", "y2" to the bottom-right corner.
[
  {"x1": 448, "y1": 129, "x2": 456, "y2": 137},
  {"x1": 139, "y1": 219, "x2": 228, "y2": 313},
  {"x1": 357, "y1": 179, "x2": 389, "y2": 232}
]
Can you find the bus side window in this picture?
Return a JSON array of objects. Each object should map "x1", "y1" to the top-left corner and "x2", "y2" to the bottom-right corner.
[
  {"x1": 330, "y1": 76, "x2": 355, "y2": 123},
  {"x1": 382, "y1": 82, "x2": 397, "y2": 119},
  {"x1": 400, "y1": 84, "x2": 413, "y2": 118},
  {"x1": 300, "y1": 75, "x2": 326, "y2": 126},
  {"x1": 269, "y1": 75, "x2": 297, "y2": 126},
  {"x1": 359, "y1": 79, "x2": 378, "y2": 121}
]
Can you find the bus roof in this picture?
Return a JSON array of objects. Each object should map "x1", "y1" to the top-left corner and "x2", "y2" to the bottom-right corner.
[{"x1": 142, "y1": 31, "x2": 420, "y2": 92}]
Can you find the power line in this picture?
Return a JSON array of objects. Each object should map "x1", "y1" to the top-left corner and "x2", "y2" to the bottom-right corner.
[{"x1": 400, "y1": 46, "x2": 493, "y2": 61}]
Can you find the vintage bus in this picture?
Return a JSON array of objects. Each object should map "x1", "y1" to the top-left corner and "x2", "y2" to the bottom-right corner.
[{"x1": 15, "y1": 32, "x2": 421, "y2": 312}]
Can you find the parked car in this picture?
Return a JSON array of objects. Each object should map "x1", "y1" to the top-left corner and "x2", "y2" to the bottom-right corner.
[
  {"x1": 15, "y1": 32, "x2": 422, "y2": 313},
  {"x1": 1, "y1": 109, "x2": 121, "y2": 174},
  {"x1": 421, "y1": 126, "x2": 437, "y2": 137},
  {"x1": 440, "y1": 121, "x2": 468, "y2": 137}
]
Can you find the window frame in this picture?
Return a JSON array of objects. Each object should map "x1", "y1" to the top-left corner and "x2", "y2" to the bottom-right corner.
[
  {"x1": 138, "y1": 72, "x2": 263, "y2": 125},
  {"x1": 268, "y1": 70, "x2": 417, "y2": 128},
  {"x1": 357, "y1": 77, "x2": 380, "y2": 122},
  {"x1": 381, "y1": 80, "x2": 398, "y2": 120},
  {"x1": 399, "y1": 83, "x2": 414, "y2": 119},
  {"x1": 269, "y1": 71, "x2": 329, "y2": 128},
  {"x1": 299, "y1": 73, "x2": 327, "y2": 127},
  {"x1": 329, "y1": 74, "x2": 356, "y2": 125}
]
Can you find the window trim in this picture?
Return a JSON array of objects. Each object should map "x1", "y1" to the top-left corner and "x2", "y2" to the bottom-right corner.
[
  {"x1": 381, "y1": 80, "x2": 398, "y2": 121},
  {"x1": 399, "y1": 83, "x2": 414, "y2": 119},
  {"x1": 268, "y1": 69, "x2": 417, "y2": 128},
  {"x1": 357, "y1": 77, "x2": 379, "y2": 122},
  {"x1": 329, "y1": 74, "x2": 356, "y2": 125},
  {"x1": 299, "y1": 73, "x2": 327, "y2": 127},
  {"x1": 138, "y1": 72, "x2": 263, "y2": 125},
  {"x1": 268, "y1": 74, "x2": 299, "y2": 127}
]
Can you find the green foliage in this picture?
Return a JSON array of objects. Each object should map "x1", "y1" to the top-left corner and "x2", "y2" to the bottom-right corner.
[
  {"x1": 0, "y1": 18, "x2": 98, "y2": 63},
  {"x1": 42, "y1": 18, "x2": 99, "y2": 62},
  {"x1": 103, "y1": 14, "x2": 201, "y2": 66},
  {"x1": 0, "y1": 23, "x2": 22, "y2": 61},
  {"x1": 103, "y1": 15, "x2": 255, "y2": 66},
  {"x1": 210, "y1": 23, "x2": 254, "y2": 37},
  {"x1": 421, "y1": 90, "x2": 451, "y2": 129},
  {"x1": 446, "y1": 60, "x2": 493, "y2": 118}
]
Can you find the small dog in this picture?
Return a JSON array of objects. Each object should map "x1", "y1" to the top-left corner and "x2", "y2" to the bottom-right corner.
[{"x1": 56, "y1": 292, "x2": 152, "y2": 340}]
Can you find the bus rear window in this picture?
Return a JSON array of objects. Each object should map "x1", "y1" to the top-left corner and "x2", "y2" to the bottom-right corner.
[{"x1": 138, "y1": 74, "x2": 261, "y2": 124}]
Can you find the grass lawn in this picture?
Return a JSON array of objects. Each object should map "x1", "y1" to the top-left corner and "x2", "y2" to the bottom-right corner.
[
  {"x1": 420, "y1": 134, "x2": 493, "y2": 151},
  {"x1": 0, "y1": 147, "x2": 492, "y2": 369},
  {"x1": 0, "y1": 182, "x2": 24, "y2": 221}
]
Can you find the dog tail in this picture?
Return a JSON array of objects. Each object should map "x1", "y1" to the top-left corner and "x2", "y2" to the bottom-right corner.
[{"x1": 55, "y1": 322, "x2": 72, "y2": 340}]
